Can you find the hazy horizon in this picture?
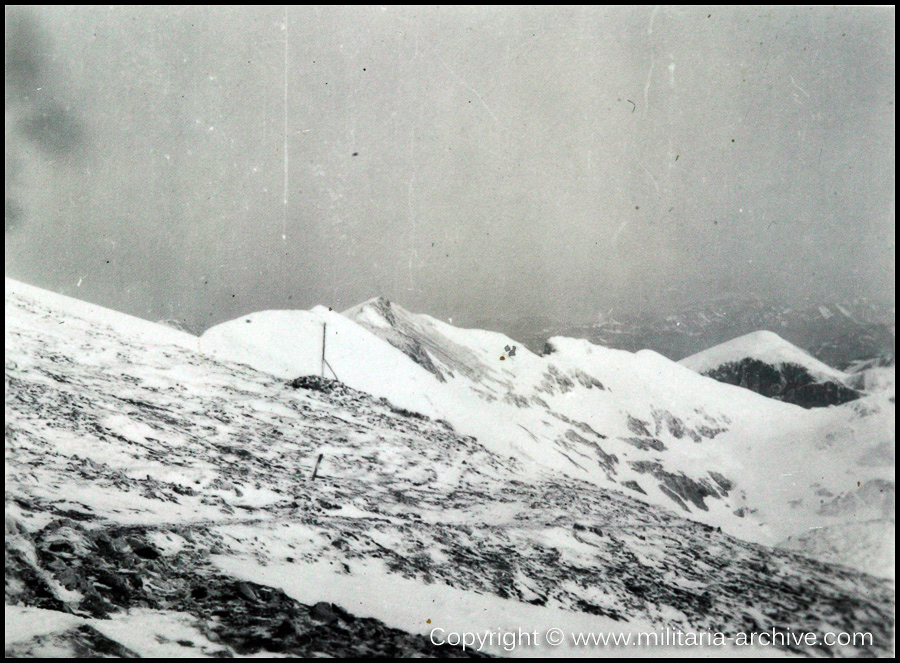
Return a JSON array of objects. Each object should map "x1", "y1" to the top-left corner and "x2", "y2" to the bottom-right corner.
[{"x1": 5, "y1": 6, "x2": 896, "y2": 332}]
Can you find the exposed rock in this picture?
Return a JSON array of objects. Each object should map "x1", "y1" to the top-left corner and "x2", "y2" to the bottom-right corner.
[
  {"x1": 622, "y1": 480, "x2": 646, "y2": 495},
  {"x1": 622, "y1": 436, "x2": 667, "y2": 452},
  {"x1": 6, "y1": 282, "x2": 895, "y2": 658},
  {"x1": 630, "y1": 461, "x2": 721, "y2": 512},
  {"x1": 709, "y1": 471, "x2": 735, "y2": 496},
  {"x1": 6, "y1": 624, "x2": 142, "y2": 658},
  {"x1": 289, "y1": 375, "x2": 343, "y2": 393},
  {"x1": 702, "y1": 359, "x2": 860, "y2": 408}
]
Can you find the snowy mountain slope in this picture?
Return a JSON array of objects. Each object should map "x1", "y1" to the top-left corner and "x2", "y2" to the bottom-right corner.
[
  {"x1": 342, "y1": 299, "x2": 894, "y2": 566},
  {"x1": 5, "y1": 279, "x2": 198, "y2": 352},
  {"x1": 198, "y1": 307, "x2": 449, "y2": 421},
  {"x1": 202, "y1": 296, "x2": 895, "y2": 574},
  {"x1": 5, "y1": 278, "x2": 895, "y2": 657},
  {"x1": 777, "y1": 520, "x2": 895, "y2": 581},
  {"x1": 679, "y1": 332, "x2": 895, "y2": 578},
  {"x1": 205, "y1": 298, "x2": 771, "y2": 539},
  {"x1": 676, "y1": 333, "x2": 894, "y2": 578}
]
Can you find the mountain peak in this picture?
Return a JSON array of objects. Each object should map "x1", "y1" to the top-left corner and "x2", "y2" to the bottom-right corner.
[
  {"x1": 680, "y1": 329, "x2": 847, "y2": 380},
  {"x1": 679, "y1": 330, "x2": 864, "y2": 408},
  {"x1": 343, "y1": 296, "x2": 406, "y2": 327}
]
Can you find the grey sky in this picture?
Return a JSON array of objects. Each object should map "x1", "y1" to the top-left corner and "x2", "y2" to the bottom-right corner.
[{"x1": 5, "y1": 5, "x2": 895, "y2": 330}]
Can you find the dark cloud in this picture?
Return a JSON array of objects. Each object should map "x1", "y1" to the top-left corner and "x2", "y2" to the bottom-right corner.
[
  {"x1": 18, "y1": 102, "x2": 84, "y2": 156},
  {"x1": 4, "y1": 8, "x2": 44, "y2": 94},
  {"x1": 5, "y1": 7, "x2": 85, "y2": 232}
]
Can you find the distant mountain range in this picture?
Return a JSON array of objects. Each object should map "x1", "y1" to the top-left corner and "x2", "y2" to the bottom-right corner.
[{"x1": 477, "y1": 296, "x2": 895, "y2": 370}]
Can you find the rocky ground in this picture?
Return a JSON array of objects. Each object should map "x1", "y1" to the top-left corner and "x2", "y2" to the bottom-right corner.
[
  {"x1": 5, "y1": 284, "x2": 896, "y2": 657},
  {"x1": 6, "y1": 514, "x2": 484, "y2": 657},
  {"x1": 699, "y1": 358, "x2": 860, "y2": 408}
]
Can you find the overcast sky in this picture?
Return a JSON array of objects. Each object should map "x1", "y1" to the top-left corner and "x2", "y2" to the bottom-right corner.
[{"x1": 5, "y1": 6, "x2": 895, "y2": 330}]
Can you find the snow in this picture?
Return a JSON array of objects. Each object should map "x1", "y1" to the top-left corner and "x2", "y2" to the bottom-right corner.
[
  {"x1": 678, "y1": 330, "x2": 849, "y2": 382},
  {"x1": 88, "y1": 609, "x2": 227, "y2": 657},
  {"x1": 855, "y1": 366, "x2": 895, "y2": 393},
  {"x1": 5, "y1": 605, "x2": 228, "y2": 658},
  {"x1": 199, "y1": 308, "x2": 445, "y2": 419},
  {"x1": 213, "y1": 556, "x2": 795, "y2": 658},
  {"x1": 5, "y1": 277, "x2": 895, "y2": 657},
  {"x1": 778, "y1": 519, "x2": 895, "y2": 580},
  {"x1": 5, "y1": 279, "x2": 197, "y2": 352},
  {"x1": 198, "y1": 294, "x2": 895, "y2": 564},
  {"x1": 5, "y1": 605, "x2": 81, "y2": 647}
]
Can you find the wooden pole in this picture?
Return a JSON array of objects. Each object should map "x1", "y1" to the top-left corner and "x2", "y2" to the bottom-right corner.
[
  {"x1": 321, "y1": 322, "x2": 326, "y2": 378},
  {"x1": 311, "y1": 453, "x2": 323, "y2": 481}
]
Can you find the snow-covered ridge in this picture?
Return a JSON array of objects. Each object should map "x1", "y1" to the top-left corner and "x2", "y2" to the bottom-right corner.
[
  {"x1": 9, "y1": 279, "x2": 888, "y2": 567},
  {"x1": 344, "y1": 298, "x2": 894, "y2": 570},
  {"x1": 194, "y1": 294, "x2": 896, "y2": 571},
  {"x1": 5, "y1": 278, "x2": 895, "y2": 657},
  {"x1": 5, "y1": 279, "x2": 198, "y2": 350},
  {"x1": 199, "y1": 306, "x2": 447, "y2": 421}
]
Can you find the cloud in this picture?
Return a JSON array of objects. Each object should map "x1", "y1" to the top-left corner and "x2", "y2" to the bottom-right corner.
[{"x1": 5, "y1": 7, "x2": 85, "y2": 232}]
